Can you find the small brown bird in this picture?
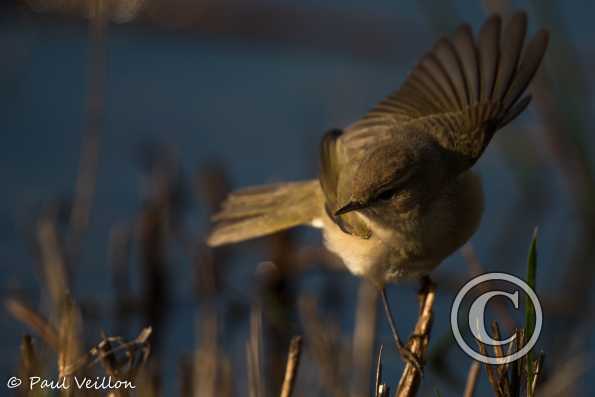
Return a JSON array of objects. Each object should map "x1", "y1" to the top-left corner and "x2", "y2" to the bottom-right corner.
[{"x1": 207, "y1": 12, "x2": 548, "y2": 370}]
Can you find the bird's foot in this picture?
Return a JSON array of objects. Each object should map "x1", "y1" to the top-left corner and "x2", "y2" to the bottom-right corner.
[
  {"x1": 396, "y1": 342, "x2": 423, "y2": 375},
  {"x1": 379, "y1": 286, "x2": 424, "y2": 375}
]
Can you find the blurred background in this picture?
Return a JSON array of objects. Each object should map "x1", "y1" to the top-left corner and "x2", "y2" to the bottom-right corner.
[{"x1": 1, "y1": 0, "x2": 594, "y2": 395}]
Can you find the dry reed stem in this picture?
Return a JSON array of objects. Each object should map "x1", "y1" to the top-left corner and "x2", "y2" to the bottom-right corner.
[
  {"x1": 37, "y1": 216, "x2": 69, "y2": 312},
  {"x1": 194, "y1": 308, "x2": 219, "y2": 397},
  {"x1": 19, "y1": 335, "x2": 40, "y2": 387},
  {"x1": 374, "y1": 345, "x2": 391, "y2": 397},
  {"x1": 219, "y1": 356, "x2": 234, "y2": 397},
  {"x1": 69, "y1": 0, "x2": 107, "y2": 256},
  {"x1": 490, "y1": 323, "x2": 511, "y2": 393},
  {"x1": 396, "y1": 278, "x2": 436, "y2": 397},
  {"x1": 5, "y1": 298, "x2": 59, "y2": 350},
  {"x1": 54, "y1": 326, "x2": 152, "y2": 378},
  {"x1": 375, "y1": 345, "x2": 382, "y2": 396},
  {"x1": 476, "y1": 325, "x2": 526, "y2": 397},
  {"x1": 351, "y1": 280, "x2": 378, "y2": 397},
  {"x1": 279, "y1": 336, "x2": 303, "y2": 397},
  {"x1": 299, "y1": 296, "x2": 347, "y2": 397},
  {"x1": 530, "y1": 352, "x2": 545, "y2": 395},
  {"x1": 509, "y1": 329, "x2": 522, "y2": 397},
  {"x1": 247, "y1": 306, "x2": 265, "y2": 397},
  {"x1": 109, "y1": 223, "x2": 133, "y2": 335},
  {"x1": 477, "y1": 340, "x2": 504, "y2": 397},
  {"x1": 57, "y1": 295, "x2": 82, "y2": 380},
  {"x1": 463, "y1": 361, "x2": 481, "y2": 397}
]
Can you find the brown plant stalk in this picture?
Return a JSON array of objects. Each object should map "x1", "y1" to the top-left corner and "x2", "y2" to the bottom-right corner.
[
  {"x1": 395, "y1": 278, "x2": 436, "y2": 397},
  {"x1": 279, "y1": 336, "x2": 303, "y2": 397}
]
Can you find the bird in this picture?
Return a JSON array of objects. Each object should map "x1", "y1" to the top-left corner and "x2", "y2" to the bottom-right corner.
[{"x1": 207, "y1": 12, "x2": 549, "y2": 371}]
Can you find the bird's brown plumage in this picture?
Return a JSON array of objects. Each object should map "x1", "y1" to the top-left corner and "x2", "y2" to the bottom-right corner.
[
  {"x1": 325, "y1": 12, "x2": 548, "y2": 237},
  {"x1": 339, "y1": 12, "x2": 548, "y2": 165},
  {"x1": 208, "y1": 12, "x2": 549, "y2": 259}
]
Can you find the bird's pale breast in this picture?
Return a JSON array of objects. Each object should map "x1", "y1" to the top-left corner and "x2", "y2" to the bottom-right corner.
[{"x1": 319, "y1": 171, "x2": 484, "y2": 286}]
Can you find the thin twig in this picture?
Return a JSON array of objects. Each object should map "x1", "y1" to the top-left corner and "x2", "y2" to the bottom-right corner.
[
  {"x1": 509, "y1": 330, "x2": 522, "y2": 397},
  {"x1": 477, "y1": 340, "x2": 505, "y2": 397},
  {"x1": 396, "y1": 277, "x2": 436, "y2": 397},
  {"x1": 375, "y1": 345, "x2": 383, "y2": 397},
  {"x1": 351, "y1": 280, "x2": 378, "y2": 397},
  {"x1": 463, "y1": 361, "x2": 481, "y2": 397},
  {"x1": 298, "y1": 296, "x2": 347, "y2": 397},
  {"x1": 374, "y1": 345, "x2": 391, "y2": 397},
  {"x1": 69, "y1": 0, "x2": 107, "y2": 258},
  {"x1": 530, "y1": 352, "x2": 545, "y2": 395},
  {"x1": 279, "y1": 336, "x2": 302, "y2": 397},
  {"x1": 194, "y1": 307, "x2": 219, "y2": 397},
  {"x1": 57, "y1": 294, "x2": 82, "y2": 379},
  {"x1": 61, "y1": 326, "x2": 152, "y2": 377},
  {"x1": 37, "y1": 216, "x2": 69, "y2": 313},
  {"x1": 490, "y1": 322, "x2": 511, "y2": 393},
  {"x1": 247, "y1": 306, "x2": 264, "y2": 397},
  {"x1": 19, "y1": 335, "x2": 40, "y2": 383},
  {"x1": 5, "y1": 298, "x2": 59, "y2": 350}
]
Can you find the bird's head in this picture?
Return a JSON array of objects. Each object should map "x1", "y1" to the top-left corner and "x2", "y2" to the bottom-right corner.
[{"x1": 335, "y1": 132, "x2": 462, "y2": 217}]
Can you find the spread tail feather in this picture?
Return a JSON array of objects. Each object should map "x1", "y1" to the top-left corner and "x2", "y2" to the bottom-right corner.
[{"x1": 207, "y1": 180, "x2": 322, "y2": 246}]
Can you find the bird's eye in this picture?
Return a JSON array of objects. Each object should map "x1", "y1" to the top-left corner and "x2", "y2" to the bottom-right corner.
[{"x1": 377, "y1": 187, "x2": 397, "y2": 201}]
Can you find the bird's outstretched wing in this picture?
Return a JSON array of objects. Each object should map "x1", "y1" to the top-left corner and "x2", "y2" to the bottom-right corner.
[{"x1": 344, "y1": 12, "x2": 548, "y2": 163}]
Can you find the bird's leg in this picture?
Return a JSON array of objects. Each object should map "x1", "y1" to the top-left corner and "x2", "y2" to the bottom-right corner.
[{"x1": 379, "y1": 287, "x2": 423, "y2": 374}]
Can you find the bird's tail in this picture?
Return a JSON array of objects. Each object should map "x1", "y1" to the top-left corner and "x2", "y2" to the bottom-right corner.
[{"x1": 207, "y1": 179, "x2": 322, "y2": 247}]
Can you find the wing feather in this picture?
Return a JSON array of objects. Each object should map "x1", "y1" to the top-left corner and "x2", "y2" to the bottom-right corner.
[
  {"x1": 345, "y1": 11, "x2": 548, "y2": 161},
  {"x1": 493, "y1": 13, "x2": 527, "y2": 102},
  {"x1": 453, "y1": 24, "x2": 479, "y2": 103},
  {"x1": 479, "y1": 15, "x2": 501, "y2": 101}
]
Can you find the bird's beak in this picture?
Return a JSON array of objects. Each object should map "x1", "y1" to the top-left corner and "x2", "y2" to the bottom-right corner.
[{"x1": 335, "y1": 200, "x2": 366, "y2": 216}]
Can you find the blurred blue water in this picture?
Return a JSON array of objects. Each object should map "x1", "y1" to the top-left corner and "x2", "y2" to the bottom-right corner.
[{"x1": 1, "y1": 1, "x2": 593, "y2": 395}]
